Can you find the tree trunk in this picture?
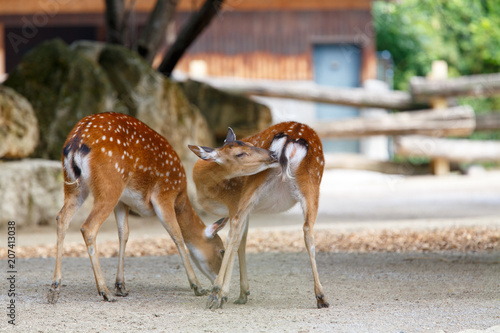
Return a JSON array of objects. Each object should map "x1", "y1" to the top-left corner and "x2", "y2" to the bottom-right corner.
[
  {"x1": 105, "y1": 0, "x2": 125, "y2": 45},
  {"x1": 157, "y1": 0, "x2": 225, "y2": 77},
  {"x1": 137, "y1": 0, "x2": 180, "y2": 64}
]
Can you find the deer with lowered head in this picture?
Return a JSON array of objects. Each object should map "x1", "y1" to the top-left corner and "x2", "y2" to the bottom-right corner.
[{"x1": 48, "y1": 112, "x2": 225, "y2": 304}]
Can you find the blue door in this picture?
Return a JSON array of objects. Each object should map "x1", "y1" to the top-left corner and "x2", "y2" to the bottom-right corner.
[{"x1": 313, "y1": 44, "x2": 361, "y2": 153}]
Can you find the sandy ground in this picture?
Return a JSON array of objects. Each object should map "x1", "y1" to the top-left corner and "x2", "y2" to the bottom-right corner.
[
  {"x1": 1, "y1": 170, "x2": 500, "y2": 332},
  {"x1": 2, "y1": 252, "x2": 499, "y2": 333}
]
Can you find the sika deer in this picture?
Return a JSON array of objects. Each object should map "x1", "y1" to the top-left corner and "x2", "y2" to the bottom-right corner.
[
  {"x1": 188, "y1": 122, "x2": 328, "y2": 309},
  {"x1": 48, "y1": 112, "x2": 225, "y2": 304}
]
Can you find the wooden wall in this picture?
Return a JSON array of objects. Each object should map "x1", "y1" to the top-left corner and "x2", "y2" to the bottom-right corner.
[
  {"x1": 176, "y1": 10, "x2": 376, "y2": 81},
  {"x1": 0, "y1": 0, "x2": 375, "y2": 80}
]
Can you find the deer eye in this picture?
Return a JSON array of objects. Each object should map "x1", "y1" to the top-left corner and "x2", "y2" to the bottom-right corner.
[
  {"x1": 220, "y1": 250, "x2": 225, "y2": 258},
  {"x1": 236, "y1": 152, "x2": 247, "y2": 158}
]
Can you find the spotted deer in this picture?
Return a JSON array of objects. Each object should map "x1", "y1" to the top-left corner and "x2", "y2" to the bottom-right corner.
[
  {"x1": 47, "y1": 112, "x2": 225, "y2": 304},
  {"x1": 188, "y1": 121, "x2": 328, "y2": 309}
]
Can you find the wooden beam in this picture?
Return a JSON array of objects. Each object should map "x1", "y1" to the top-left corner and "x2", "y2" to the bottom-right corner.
[
  {"x1": 411, "y1": 72, "x2": 500, "y2": 102},
  {"x1": 0, "y1": 0, "x2": 155, "y2": 15},
  {"x1": 395, "y1": 136, "x2": 500, "y2": 163},
  {"x1": 475, "y1": 112, "x2": 500, "y2": 131},
  {"x1": 324, "y1": 153, "x2": 430, "y2": 175},
  {"x1": 214, "y1": 81, "x2": 418, "y2": 110},
  {"x1": 313, "y1": 106, "x2": 475, "y2": 139},
  {"x1": 0, "y1": 0, "x2": 370, "y2": 15}
]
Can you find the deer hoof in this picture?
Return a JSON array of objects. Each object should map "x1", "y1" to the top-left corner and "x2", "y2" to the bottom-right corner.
[
  {"x1": 47, "y1": 285, "x2": 60, "y2": 304},
  {"x1": 101, "y1": 291, "x2": 117, "y2": 302},
  {"x1": 234, "y1": 291, "x2": 249, "y2": 304},
  {"x1": 191, "y1": 283, "x2": 208, "y2": 296},
  {"x1": 316, "y1": 294, "x2": 329, "y2": 308},
  {"x1": 115, "y1": 282, "x2": 129, "y2": 297},
  {"x1": 206, "y1": 293, "x2": 219, "y2": 309}
]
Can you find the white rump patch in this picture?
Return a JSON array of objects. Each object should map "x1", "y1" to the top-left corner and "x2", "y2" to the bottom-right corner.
[
  {"x1": 64, "y1": 150, "x2": 91, "y2": 182},
  {"x1": 269, "y1": 136, "x2": 287, "y2": 158},
  {"x1": 270, "y1": 136, "x2": 307, "y2": 180},
  {"x1": 284, "y1": 142, "x2": 307, "y2": 174}
]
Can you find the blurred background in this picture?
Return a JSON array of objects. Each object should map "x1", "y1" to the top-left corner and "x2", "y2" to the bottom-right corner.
[{"x1": 0, "y1": 0, "x2": 499, "y2": 252}]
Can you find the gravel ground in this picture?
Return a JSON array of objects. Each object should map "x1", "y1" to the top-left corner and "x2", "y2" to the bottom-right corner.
[
  {"x1": 1, "y1": 170, "x2": 500, "y2": 332},
  {"x1": 1, "y1": 252, "x2": 499, "y2": 332}
]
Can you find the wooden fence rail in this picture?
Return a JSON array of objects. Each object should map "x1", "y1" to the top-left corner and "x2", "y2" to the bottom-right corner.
[
  {"x1": 395, "y1": 136, "x2": 500, "y2": 163},
  {"x1": 410, "y1": 73, "x2": 500, "y2": 102},
  {"x1": 214, "y1": 81, "x2": 417, "y2": 110},
  {"x1": 313, "y1": 106, "x2": 475, "y2": 139},
  {"x1": 211, "y1": 70, "x2": 500, "y2": 168},
  {"x1": 215, "y1": 72, "x2": 500, "y2": 111}
]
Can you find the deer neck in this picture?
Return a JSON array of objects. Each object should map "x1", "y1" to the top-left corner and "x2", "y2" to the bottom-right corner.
[{"x1": 193, "y1": 161, "x2": 236, "y2": 191}]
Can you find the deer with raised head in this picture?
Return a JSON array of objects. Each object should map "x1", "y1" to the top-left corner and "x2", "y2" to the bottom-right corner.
[
  {"x1": 47, "y1": 112, "x2": 225, "y2": 304},
  {"x1": 188, "y1": 121, "x2": 328, "y2": 309}
]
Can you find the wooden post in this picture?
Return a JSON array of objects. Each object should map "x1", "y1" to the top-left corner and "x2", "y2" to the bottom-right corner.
[{"x1": 428, "y1": 60, "x2": 450, "y2": 175}]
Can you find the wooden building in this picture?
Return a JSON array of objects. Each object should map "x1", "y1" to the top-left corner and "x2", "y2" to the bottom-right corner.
[{"x1": 0, "y1": 0, "x2": 376, "y2": 83}]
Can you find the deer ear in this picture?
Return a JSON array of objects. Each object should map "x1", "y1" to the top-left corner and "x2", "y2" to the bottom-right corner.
[
  {"x1": 188, "y1": 145, "x2": 218, "y2": 162},
  {"x1": 204, "y1": 217, "x2": 228, "y2": 239},
  {"x1": 224, "y1": 127, "x2": 236, "y2": 145}
]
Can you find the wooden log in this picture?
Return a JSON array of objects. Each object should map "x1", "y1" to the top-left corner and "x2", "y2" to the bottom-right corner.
[
  {"x1": 475, "y1": 112, "x2": 500, "y2": 131},
  {"x1": 212, "y1": 81, "x2": 418, "y2": 110},
  {"x1": 324, "y1": 153, "x2": 430, "y2": 175},
  {"x1": 395, "y1": 136, "x2": 500, "y2": 162},
  {"x1": 313, "y1": 106, "x2": 475, "y2": 139},
  {"x1": 411, "y1": 72, "x2": 500, "y2": 102}
]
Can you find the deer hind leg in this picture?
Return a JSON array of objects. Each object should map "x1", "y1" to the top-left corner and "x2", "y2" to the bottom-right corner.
[
  {"x1": 297, "y1": 177, "x2": 329, "y2": 309},
  {"x1": 48, "y1": 182, "x2": 88, "y2": 304},
  {"x1": 81, "y1": 194, "x2": 121, "y2": 302},
  {"x1": 152, "y1": 196, "x2": 206, "y2": 296},
  {"x1": 114, "y1": 202, "x2": 130, "y2": 297},
  {"x1": 234, "y1": 217, "x2": 250, "y2": 305}
]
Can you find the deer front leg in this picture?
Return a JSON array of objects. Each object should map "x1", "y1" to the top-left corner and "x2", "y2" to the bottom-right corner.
[
  {"x1": 207, "y1": 213, "x2": 251, "y2": 309},
  {"x1": 114, "y1": 202, "x2": 130, "y2": 297},
  {"x1": 153, "y1": 200, "x2": 207, "y2": 296}
]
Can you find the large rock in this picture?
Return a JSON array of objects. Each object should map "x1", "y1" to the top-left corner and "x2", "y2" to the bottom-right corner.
[
  {"x1": 0, "y1": 86, "x2": 39, "y2": 158},
  {"x1": 4, "y1": 39, "x2": 214, "y2": 166},
  {"x1": 179, "y1": 79, "x2": 272, "y2": 142},
  {"x1": 4, "y1": 39, "x2": 113, "y2": 160},
  {"x1": 0, "y1": 159, "x2": 63, "y2": 228},
  {"x1": 97, "y1": 44, "x2": 214, "y2": 165}
]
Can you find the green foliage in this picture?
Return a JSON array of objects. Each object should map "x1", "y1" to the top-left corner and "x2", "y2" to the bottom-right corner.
[{"x1": 373, "y1": 0, "x2": 500, "y2": 91}]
